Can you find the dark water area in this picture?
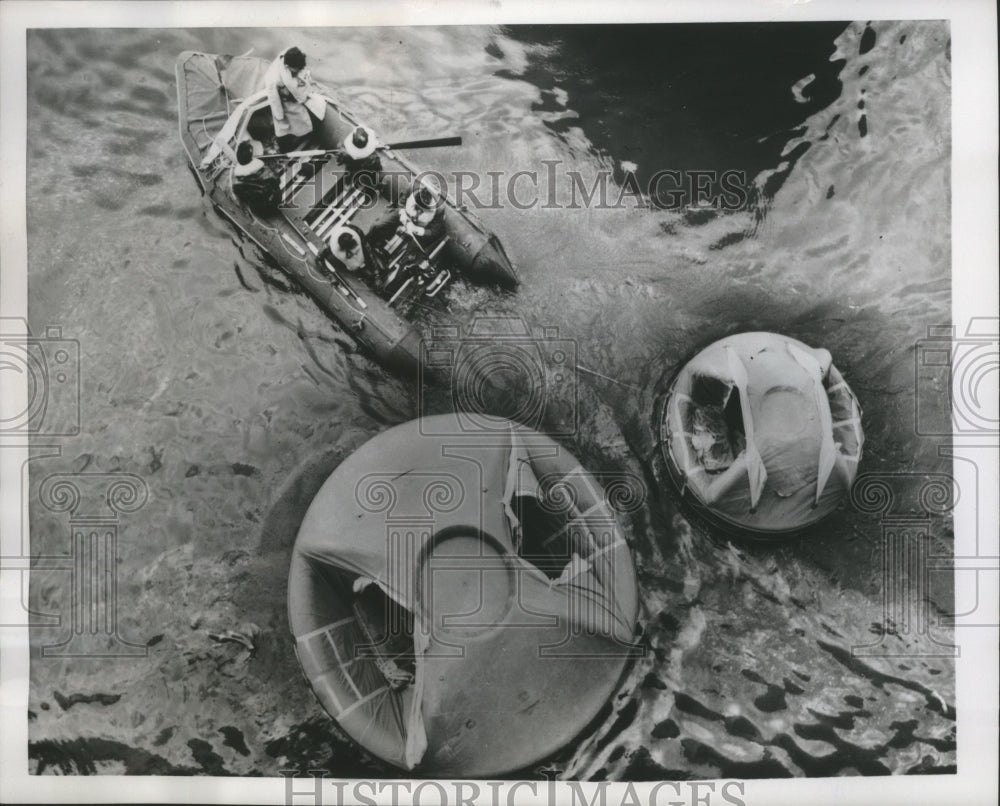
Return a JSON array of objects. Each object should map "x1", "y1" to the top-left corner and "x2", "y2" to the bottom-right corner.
[
  {"x1": 25, "y1": 21, "x2": 954, "y2": 780},
  {"x1": 501, "y1": 22, "x2": 850, "y2": 204}
]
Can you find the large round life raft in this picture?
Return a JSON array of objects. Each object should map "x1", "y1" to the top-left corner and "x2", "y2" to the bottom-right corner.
[
  {"x1": 287, "y1": 414, "x2": 639, "y2": 777},
  {"x1": 659, "y1": 332, "x2": 863, "y2": 535}
]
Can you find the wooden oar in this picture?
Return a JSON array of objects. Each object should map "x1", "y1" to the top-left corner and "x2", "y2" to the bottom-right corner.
[
  {"x1": 382, "y1": 136, "x2": 462, "y2": 150},
  {"x1": 261, "y1": 136, "x2": 462, "y2": 160}
]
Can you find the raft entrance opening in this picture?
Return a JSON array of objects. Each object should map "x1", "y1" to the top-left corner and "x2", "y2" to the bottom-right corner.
[
  {"x1": 511, "y1": 493, "x2": 574, "y2": 580},
  {"x1": 320, "y1": 566, "x2": 416, "y2": 689},
  {"x1": 689, "y1": 373, "x2": 746, "y2": 473}
]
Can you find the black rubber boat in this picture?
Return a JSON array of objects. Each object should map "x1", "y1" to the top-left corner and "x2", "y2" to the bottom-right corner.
[{"x1": 176, "y1": 51, "x2": 518, "y2": 374}]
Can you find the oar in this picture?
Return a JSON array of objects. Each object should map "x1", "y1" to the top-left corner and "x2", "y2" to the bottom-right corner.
[
  {"x1": 260, "y1": 150, "x2": 326, "y2": 160},
  {"x1": 261, "y1": 136, "x2": 462, "y2": 160},
  {"x1": 382, "y1": 136, "x2": 462, "y2": 150}
]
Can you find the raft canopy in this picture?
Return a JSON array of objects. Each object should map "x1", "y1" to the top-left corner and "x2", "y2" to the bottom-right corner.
[
  {"x1": 179, "y1": 52, "x2": 337, "y2": 170},
  {"x1": 663, "y1": 332, "x2": 863, "y2": 533},
  {"x1": 288, "y1": 415, "x2": 638, "y2": 777},
  {"x1": 178, "y1": 53, "x2": 275, "y2": 167}
]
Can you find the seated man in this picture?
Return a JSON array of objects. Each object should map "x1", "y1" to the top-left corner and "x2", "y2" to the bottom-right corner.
[
  {"x1": 368, "y1": 176, "x2": 446, "y2": 254},
  {"x1": 231, "y1": 140, "x2": 280, "y2": 211},
  {"x1": 316, "y1": 224, "x2": 383, "y2": 286},
  {"x1": 337, "y1": 126, "x2": 383, "y2": 180},
  {"x1": 264, "y1": 46, "x2": 323, "y2": 153}
]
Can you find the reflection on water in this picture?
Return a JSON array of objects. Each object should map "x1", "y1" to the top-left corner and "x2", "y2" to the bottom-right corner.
[
  {"x1": 499, "y1": 22, "x2": 849, "y2": 206},
  {"x1": 26, "y1": 21, "x2": 953, "y2": 778}
]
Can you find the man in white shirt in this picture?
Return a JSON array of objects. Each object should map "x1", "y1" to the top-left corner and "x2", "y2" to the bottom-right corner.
[{"x1": 264, "y1": 46, "x2": 321, "y2": 152}]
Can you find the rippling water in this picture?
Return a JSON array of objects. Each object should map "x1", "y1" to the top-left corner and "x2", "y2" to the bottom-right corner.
[{"x1": 26, "y1": 21, "x2": 954, "y2": 778}]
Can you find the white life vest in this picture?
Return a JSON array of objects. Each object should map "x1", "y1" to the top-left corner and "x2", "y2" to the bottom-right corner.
[
  {"x1": 233, "y1": 157, "x2": 266, "y2": 178},
  {"x1": 342, "y1": 127, "x2": 378, "y2": 160},
  {"x1": 402, "y1": 192, "x2": 442, "y2": 230}
]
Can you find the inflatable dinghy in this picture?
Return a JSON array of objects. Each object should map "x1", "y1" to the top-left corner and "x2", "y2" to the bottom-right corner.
[
  {"x1": 287, "y1": 414, "x2": 639, "y2": 777},
  {"x1": 659, "y1": 332, "x2": 863, "y2": 535},
  {"x1": 177, "y1": 51, "x2": 517, "y2": 373}
]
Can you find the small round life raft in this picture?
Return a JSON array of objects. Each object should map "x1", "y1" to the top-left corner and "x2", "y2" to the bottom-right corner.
[
  {"x1": 659, "y1": 332, "x2": 864, "y2": 535},
  {"x1": 287, "y1": 413, "x2": 639, "y2": 777}
]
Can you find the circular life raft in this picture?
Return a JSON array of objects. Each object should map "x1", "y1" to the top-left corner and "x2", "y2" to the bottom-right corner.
[
  {"x1": 659, "y1": 332, "x2": 864, "y2": 535},
  {"x1": 287, "y1": 414, "x2": 639, "y2": 777}
]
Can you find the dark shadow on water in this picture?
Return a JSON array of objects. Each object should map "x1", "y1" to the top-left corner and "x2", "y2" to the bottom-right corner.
[
  {"x1": 497, "y1": 22, "x2": 849, "y2": 207},
  {"x1": 255, "y1": 447, "x2": 353, "y2": 556}
]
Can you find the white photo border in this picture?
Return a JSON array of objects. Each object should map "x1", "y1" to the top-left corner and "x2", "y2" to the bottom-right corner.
[{"x1": 1, "y1": 1, "x2": 996, "y2": 804}]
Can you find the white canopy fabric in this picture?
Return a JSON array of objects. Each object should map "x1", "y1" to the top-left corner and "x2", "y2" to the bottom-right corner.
[
  {"x1": 288, "y1": 414, "x2": 638, "y2": 776},
  {"x1": 663, "y1": 332, "x2": 864, "y2": 533}
]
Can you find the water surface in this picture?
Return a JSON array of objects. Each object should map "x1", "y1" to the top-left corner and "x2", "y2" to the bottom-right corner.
[{"x1": 26, "y1": 21, "x2": 954, "y2": 778}]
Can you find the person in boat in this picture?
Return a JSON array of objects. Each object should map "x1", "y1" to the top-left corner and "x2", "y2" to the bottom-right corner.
[
  {"x1": 315, "y1": 223, "x2": 384, "y2": 286},
  {"x1": 231, "y1": 140, "x2": 280, "y2": 211},
  {"x1": 337, "y1": 126, "x2": 383, "y2": 180},
  {"x1": 368, "y1": 176, "x2": 447, "y2": 254},
  {"x1": 264, "y1": 46, "x2": 321, "y2": 153}
]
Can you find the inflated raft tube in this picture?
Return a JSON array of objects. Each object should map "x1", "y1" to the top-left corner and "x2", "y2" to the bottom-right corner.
[
  {"x1": 287, "y1": 413, "x2": 639, "y2": 777},
  {"x1": 659, "y1": 332, "x2": 863, "y2": 535}
]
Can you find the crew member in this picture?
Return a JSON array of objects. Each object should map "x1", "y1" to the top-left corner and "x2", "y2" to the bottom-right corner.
[
  {"x1": 264, "y1": 46, "x2": 321, "y2": 152},
  {"x1": 316, "y1": 223, "x2": 383, "y2": 285},
  {"x1": 368, "y1": 176, "x2": 446, "y2": 252},
  {"x1": 325, "y1": 225, "x2": 367, "y2": 273},
  {"x1": 231, "y1": 140, "x2": 280, "y2": 211},
  {"x1": 338, "y1": 126, "x2": 382, "y2": 178}
]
